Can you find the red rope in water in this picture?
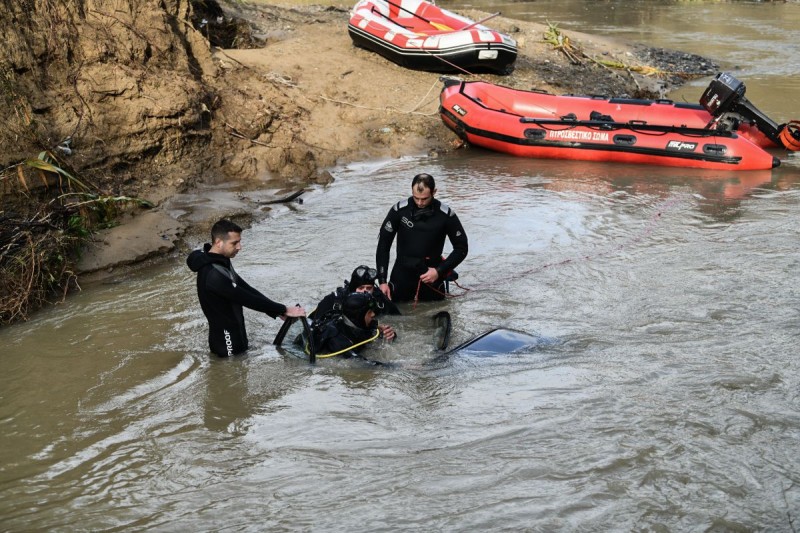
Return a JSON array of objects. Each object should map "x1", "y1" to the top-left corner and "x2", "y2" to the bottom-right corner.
[
  {"x1": 411, "y1": 194, "x2": 687, "y2": 306},
  {"x1": 471, "y1": 194, "x2": 687, "y2": 292},
  {"x1": 412, "y1": 277, "x2": 471, "y2": 309}
]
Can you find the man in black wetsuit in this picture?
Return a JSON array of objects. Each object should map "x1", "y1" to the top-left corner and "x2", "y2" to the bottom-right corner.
[
  {"x1": 376, "y1": 173, "x2": 468, "y2": 302},
  {"x1": 187, "y1": 219, "x2": 306, "y2": 357}
]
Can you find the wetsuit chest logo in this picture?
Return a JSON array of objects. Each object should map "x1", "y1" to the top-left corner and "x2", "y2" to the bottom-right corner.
[
  {"x1": 224, "y1": 329, "x2": 233, "y2": 356},
  {"x1": 401, "y1": 216, "x2": 414, "y2": 228}
]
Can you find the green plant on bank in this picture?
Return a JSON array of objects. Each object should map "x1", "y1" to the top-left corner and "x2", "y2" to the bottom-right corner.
[
  {"x1": 0, "y1": 151, "x2": 153, "y2": 324},
  {"x1": 542, "y1": 21, "x2": 672, "y2": 77}
]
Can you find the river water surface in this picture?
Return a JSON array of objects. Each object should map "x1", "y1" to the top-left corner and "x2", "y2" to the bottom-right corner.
[{"x1": 2, "y1": 1, "x2": 800, "y2": 531}]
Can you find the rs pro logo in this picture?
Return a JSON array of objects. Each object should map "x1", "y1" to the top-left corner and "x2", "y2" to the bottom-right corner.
[{"x1": 666, "y1": 140, "x2": 697, "y2": 152}]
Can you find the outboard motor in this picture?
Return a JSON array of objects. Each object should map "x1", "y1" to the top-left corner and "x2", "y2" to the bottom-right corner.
[{"x1": 700, "y1": 72, "x2": 800, "y2": 150}]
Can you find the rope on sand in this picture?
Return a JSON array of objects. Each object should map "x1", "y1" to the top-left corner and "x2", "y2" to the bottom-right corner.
[
  {"x1": 262, "y1": 70, "x2": 441, "y2": 116},
  {"x1": 316, "y1": 78, "x2": 442, "y2": 116}
]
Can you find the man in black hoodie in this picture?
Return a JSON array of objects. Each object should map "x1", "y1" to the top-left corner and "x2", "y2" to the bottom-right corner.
[
  {"x1": 376, "y1": 173, "x2": 468, "y2": 302},
  {"x1": 187, "y1": 219, "x2": 306, "y2": 357}
]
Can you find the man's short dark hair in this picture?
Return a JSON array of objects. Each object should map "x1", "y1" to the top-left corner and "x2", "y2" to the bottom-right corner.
[
  {"x1": 211, "y1": 219, "x2": 243, "y2": 243},
  {"x1": 412, "y1": 173, "x2": 436, "y2": 192}
]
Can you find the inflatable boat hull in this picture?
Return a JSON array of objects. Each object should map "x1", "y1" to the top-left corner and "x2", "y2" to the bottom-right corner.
[
  {"x1": 348, "y1": 0, "x2": 517, "y2": 74},
  {"x1": 440, "y1": 80, "x2": 781, "y2": 170}
]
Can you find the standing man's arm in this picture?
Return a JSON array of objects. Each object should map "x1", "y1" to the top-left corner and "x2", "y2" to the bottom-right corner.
[
  {"x1": 436, "y1": 211, "x2": 468, "y2": 279},
  {"x1": 376, "y1": 204, "x2": 401, "y2": 299},
  {"x1": 209, "y1": 271, "x2": 301, "y2": 318},
  {"x1": 236, "y1": 276, "x2": 306, "y2": 318}
]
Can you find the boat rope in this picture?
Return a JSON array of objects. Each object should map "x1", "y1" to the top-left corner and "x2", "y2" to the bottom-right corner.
[
  {"x1": 415, "y1": 46, "x2": 476, "y2": 76},
  {"x1": 531, "y1": 119, "x2": 735, "y2": 139},
  {"x1": 460, "y1": 12, "x2": 500, "y2": 31},
  {"x1": 316, "y1": 78, "x2": 442, "y2": 116},
  {"x1": 405, "y1": 78, "x2": 444, "y2": 114},
  {"x1": 259, "y1": 69, "x2": 441, "y2": 117}
]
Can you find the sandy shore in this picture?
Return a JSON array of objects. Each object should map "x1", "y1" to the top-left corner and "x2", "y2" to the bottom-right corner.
[{"x1": 76, "y1": 2, "x2": 714, "y2": 281}]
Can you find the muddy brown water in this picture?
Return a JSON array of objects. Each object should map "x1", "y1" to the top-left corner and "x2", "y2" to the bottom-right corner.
[{"x1": 2, "y1": 2, "x2": 800, "y2": 530}]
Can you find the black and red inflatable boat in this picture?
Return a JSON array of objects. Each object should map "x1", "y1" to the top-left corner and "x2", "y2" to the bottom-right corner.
[{"x1": 440, "y1": 73, "x2": 800, "y2": 170}]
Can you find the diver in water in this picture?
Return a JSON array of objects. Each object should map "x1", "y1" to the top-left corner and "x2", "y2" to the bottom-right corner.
[
  {"x1": 311, "y1": 265, "x2": 397, "y2": 342},
  {"x1": 312, "y1": 265, "x2": 400, "y2": 320},
  {"x1": 187, "y1": 219, "x2": 306, "y2": 357},
  {"x1": 376, "y1": 173, "x2": 468, "y2": 302},
  {"x1": 307, "y1": 291, "x2": 392, "y2": 358}
]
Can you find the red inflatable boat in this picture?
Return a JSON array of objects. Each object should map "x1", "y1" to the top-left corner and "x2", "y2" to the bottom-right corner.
[
  {"x1": 440, "y1": 73, "x2": 800, "y2": 170},
  {"x1": 348, "y1": 0, "x2": 517, "y2": 74}
]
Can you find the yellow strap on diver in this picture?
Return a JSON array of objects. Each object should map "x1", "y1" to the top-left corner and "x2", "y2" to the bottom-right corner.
[{"x1": 313, "y1": 328, "x2": 381, "y2": 359}]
